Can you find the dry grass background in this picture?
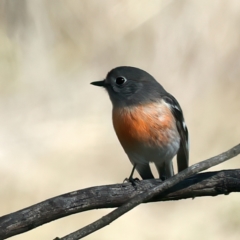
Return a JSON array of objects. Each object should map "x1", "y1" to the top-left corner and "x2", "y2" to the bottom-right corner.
[{"x1": 0, "y1": 0, "x2": 240, "y2": 239}]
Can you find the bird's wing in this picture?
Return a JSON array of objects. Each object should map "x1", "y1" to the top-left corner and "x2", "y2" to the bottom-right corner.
[{"x1": 163, "y1": 95, "x2": 189, "y2": 172}]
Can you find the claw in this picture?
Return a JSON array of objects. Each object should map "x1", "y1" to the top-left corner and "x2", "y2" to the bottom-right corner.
[{"x1": 124, "y1": 177, "x2": 139, "y2": 185}]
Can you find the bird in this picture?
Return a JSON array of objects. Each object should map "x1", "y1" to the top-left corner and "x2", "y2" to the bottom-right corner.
[{"x1": 91, "y1": 66, "x2": 189, "y2": 181}]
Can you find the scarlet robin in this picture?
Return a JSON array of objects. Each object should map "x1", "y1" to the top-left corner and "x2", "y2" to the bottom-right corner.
[{"x1": 91, "y1": 66, "x2": 189, "y2": 181}]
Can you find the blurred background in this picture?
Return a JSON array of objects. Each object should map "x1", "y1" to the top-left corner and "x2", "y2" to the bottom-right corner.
[{"x1": 0, "y1": 0, "x2": 240, "y2": 239}]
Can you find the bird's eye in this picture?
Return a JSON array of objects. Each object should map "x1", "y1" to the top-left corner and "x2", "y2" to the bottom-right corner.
[{"x1": 115, "y1": 76, "x2": 127, "y2": 85}]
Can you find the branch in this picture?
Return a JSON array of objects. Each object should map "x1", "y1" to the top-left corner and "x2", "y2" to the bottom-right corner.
[
  {"x1": 56, "y1": 144, "x2": 240, "y2": 240},
  {"x1": 0, "y1": 144, "x2": 240, "y2": 240}
]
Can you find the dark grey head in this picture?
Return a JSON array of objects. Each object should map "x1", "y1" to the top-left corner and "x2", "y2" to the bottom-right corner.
[{"x1": 91, "y1": 66, "x2": 167, "y2": 107}]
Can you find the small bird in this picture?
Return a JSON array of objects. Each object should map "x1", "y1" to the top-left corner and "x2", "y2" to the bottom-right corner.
[{"x1": 91, "y1": 66, "x2": 189, "y2": 181}]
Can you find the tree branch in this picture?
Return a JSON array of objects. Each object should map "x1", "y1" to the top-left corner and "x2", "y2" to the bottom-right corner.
[
  {"x1": 0, "y1": 144, "x2": 240, "y2": 240},
  {"x1": 56, "y1": 143, "x2": 240, "y2": 240}
]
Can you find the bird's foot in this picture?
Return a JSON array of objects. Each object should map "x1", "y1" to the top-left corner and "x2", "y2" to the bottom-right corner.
[
  {"x1": 123, "y1": 177, "x2": 140, "y2": 186},
  {"x1": 160, "y1": 173, "x2": 168, "y2": 181}
]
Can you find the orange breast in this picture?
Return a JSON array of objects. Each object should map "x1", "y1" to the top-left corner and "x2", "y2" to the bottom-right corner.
[{"x1": 112, "y1": 102, "x2": 175, "y2": 150}]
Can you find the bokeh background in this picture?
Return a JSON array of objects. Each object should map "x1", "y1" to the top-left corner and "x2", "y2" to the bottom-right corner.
[{"x1": 0, "y1": 0, "x2": 240, "y2": 239}]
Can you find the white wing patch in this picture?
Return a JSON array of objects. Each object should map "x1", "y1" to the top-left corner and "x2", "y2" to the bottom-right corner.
[{"x1": 182, "y1": 120, "x2": 187, "y2": 130}]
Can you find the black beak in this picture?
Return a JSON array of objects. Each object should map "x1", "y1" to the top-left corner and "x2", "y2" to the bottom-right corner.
[{"x1": 90, "y1": 80, "x2": 105, "y2": 87}]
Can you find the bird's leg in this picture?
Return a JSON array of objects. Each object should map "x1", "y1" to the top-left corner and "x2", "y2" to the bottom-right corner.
[
  {"x1": 123, "y1": 164, "x2": 139, "y2": 186},
  {"x1": 128, "y1": 164, "x2": 136, "y2": 180}
]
